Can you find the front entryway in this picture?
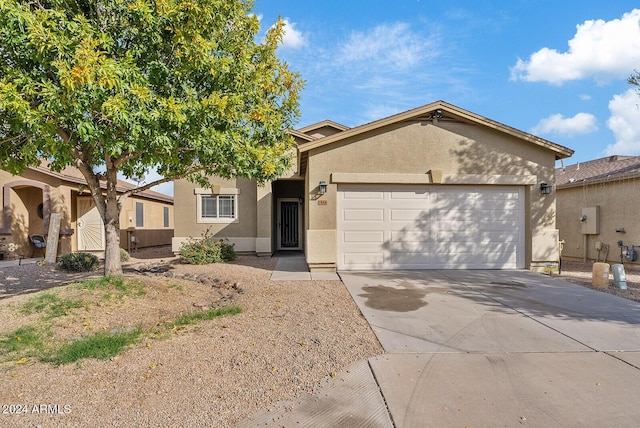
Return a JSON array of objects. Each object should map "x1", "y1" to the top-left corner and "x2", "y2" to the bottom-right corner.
[
  {"x1": 77, "y1": 197, "x2": 105, "y2": 251},
  {"x1": 277, "y1": 198, "x2": 301, "y2": 250}
]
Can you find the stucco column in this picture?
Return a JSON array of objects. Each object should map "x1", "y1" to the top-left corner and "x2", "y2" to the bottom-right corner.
[{"x1": 255, "y1": 181, "x2": 272, "y2": 255}]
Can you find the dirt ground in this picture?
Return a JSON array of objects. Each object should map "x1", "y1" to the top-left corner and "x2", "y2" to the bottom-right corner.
[{"x1": 0, "y1": 246, "x2": 383, "y2": 427}]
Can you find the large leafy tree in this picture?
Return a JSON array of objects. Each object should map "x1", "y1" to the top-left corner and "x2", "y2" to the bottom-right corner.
[{"x1": 0, "y1": 0, "x2": 303, "y2": 274}]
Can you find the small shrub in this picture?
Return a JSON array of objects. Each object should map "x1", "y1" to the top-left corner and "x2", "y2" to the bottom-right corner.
[
  {"x1": 220, "y1": 240, "x2": 236, "y2": 261},
  {"x1": 120, "y1": 248, "x2": 130, "y2": 262},
  {"x1": 179, "y1": 229, "x2": 236, "y2": 265},
  {"x1": 58, "y1": 252, "x2": 99, "y2": 272}
]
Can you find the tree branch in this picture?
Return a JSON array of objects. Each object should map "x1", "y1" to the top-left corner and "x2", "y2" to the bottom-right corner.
[{"x1": 119, "y1": 165, "x2": 206, "y2": 199}]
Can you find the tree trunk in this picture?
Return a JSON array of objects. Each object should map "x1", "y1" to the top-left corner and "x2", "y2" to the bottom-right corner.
[
  {"x1": 103, "y1": 198, "x2": 122, "y2": 275},
  {"x1": 103, "y1": 162, "x2": 123, "y2": 275}
]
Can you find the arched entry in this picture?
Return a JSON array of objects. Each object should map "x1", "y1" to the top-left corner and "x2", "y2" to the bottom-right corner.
[{"x1": 1, "y1": 180, "x2": 51, "y2": 256}]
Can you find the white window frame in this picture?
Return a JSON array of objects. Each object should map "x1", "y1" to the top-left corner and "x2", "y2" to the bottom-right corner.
[
  {"x1": 163, "y1": 206, "x2": 170, "y2": 228},
  {"x1": 135, "y1": 202, "x2": 144, "y2": 228},
  {"x1": 195, "y1": 188, "x2": 239, "y2": 224}
]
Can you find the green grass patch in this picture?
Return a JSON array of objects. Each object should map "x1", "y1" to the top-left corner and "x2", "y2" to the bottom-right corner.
[
  {"x1": 169, "y1": 306, "x2": 242, "y2": 328},
  {"x1": 48, "y1": 329, "x2": 142, "y2": 365},
  {"x1": 167, "y1": 283, "x2": 184, "y2": 292},
  {"x1": 75, "y1": 275, "x2": 146, "y2": 299},
  {"x1": 21, "y1": 292, "x2": 85, "y2": 320},
  {"x1": 0, "y1": 326, "x2": 47, "y2": 360},
  {"x1": 2, "y1": 279, "x2": 242, "y2": 366}
]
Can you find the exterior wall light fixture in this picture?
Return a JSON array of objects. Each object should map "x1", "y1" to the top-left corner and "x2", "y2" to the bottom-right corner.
[
  {"x1": 540, "y1": 182, "x2": 552, "y2": 195},
  {"x1": 319, "y1": 181, "x2": 328, "y2": 195}
]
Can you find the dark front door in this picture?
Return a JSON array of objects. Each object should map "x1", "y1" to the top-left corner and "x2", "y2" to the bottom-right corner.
[{"x1": 278, "y1": 199, "x2": 300, "y2": 250}]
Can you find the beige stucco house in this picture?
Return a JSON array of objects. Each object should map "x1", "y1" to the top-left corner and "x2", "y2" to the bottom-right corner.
[
  {"x1": 173, "y1": 100, "x2": 573, "y2": 272},
  {"x1": 0, "y1": 161, "x2": 174, "y2": 260},
  {"x1": 556, "y1": 155, "x2": 640, "y2": 265}
]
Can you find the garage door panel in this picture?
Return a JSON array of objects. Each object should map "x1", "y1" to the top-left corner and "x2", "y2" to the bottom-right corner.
[
  {"x1": 343, "y1": 209, "x2": 384, "y2": 221},
  {"x1": 437, "y1": 209, "x2": 518, "y2": 222},
  {"x1": 389, "y1": 252, "x2": 432, "y2": 265},
  {"x1": 436, "y1": 220, "x2": 520, "y2": 232},
  {"x1": 342, "y1": 252, "x2": 385, "y2": 266},
  {"x1": 390, "y1": 190, "x2": 431, "y2": 200},
  {"x1": 342, "y1": 190, "x2": 384, "y2": 200},
  {"x1": 386, "y1": 241, "x2": 433, "y2": 252},
  {"x1": 438, "y1": 230, "x2": 519, "y2": 243},
  {"x1": 390, "y1": 209, "x2": 429, "y2": 221},
  {"x1": 338, "y1": 185, "x2": 524, "y2": 270},
  {"x1": 390, "y1": 230, "x2": 431, "y2": 242},
  {"x1": 432, "y1": 241, "x2": 519, "y2": 254},
  {"x1": 475, "y1": 199, "x2": 519, "y2": 211},
  {"x1": 343, "y1": 231, "x2": 385, "y2": 243}
]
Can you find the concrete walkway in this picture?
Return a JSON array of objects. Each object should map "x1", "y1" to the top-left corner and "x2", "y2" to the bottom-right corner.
[
  {"x1": 270, "y1": 253, "x2": 340, "y2": 281},
  {"x1": 240, "y1": 269, "x2": 640, "y2": 427}
]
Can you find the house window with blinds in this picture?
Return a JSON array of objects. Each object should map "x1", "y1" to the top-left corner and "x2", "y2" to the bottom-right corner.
[{"x1": 197, "y1": 193, "x2": 237, "y2": 223}]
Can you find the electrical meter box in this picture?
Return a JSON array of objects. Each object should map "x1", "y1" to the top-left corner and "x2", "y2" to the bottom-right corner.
[{"x1": 581, "y1": 206, "x2": 600, "y2": 235}]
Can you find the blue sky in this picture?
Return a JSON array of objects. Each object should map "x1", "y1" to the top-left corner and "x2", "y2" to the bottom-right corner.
[
  {"x1": 148, "y1": 1, "x2": 640, "y2": 195},
  {"x1": 259, "y1": 1, "x2": 640, "y2": 161}
]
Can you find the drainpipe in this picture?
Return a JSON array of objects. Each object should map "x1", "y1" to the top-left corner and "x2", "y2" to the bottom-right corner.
[{"x1": 583, "y1": 234, "x2": 588, "y2": 263}]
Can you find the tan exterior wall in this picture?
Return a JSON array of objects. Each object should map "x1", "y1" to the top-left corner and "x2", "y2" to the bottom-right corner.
[
  {"x1": 172, "y1": 152, "x2": 301, "y2": 254},
  {"x1": 172, "y1": 177, "x2": 258, "y2": 253},
  {"x1": 1, "y1": 168, "x2": 173, "y2": 259},
  {"x1": 557, "y1": 177, "x2": 640, "y2": 264},
  {"x1": 305, "y1": 121, "x2": 559, "y2": 270},
  {"x1": 120, "y1": 196, "x2": 174, "y2": 251}
]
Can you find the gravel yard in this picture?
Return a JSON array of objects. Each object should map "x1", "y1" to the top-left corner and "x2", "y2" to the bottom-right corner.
[
  {"x1": 557, "y1": 259, "x2": 640, "y2": 303},
  {"x1": 1, "y1": 248, "x2": 639, "y2": 427},
  {"x1": 0, "y1": 248, "x2": 382, "y2": 427}
]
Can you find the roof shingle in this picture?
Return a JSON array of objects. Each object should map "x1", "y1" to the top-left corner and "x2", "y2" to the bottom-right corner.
[{"x1": 556, "y1": 155, "x2": 640, "y2": 186}]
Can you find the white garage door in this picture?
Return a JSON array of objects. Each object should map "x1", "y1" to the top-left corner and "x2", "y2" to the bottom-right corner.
[{"x1": 337, "y1": 184, "x2": 525, "y2": 270}]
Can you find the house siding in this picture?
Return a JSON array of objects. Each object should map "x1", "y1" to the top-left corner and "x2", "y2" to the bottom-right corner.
[
  {"x1": 557, "y1": 176, "x2": 640, "y2": 264},
  {"x1": 172, "y1": 177, "x2": 258, "y2": 253}
]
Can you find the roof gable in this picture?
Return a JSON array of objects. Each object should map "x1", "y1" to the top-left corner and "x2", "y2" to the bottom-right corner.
[
  {"x1": 297, "y1": 101, "x2": 574, "y2": 160},
  {"x1": 296, "y1": 120, "x2": 349, "y2": 139}
]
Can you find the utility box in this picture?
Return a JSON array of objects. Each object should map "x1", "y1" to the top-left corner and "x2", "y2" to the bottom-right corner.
[
  {"x1": 592, "y1": 262, "x2": 610, "y2": 288},
  {"x1": 581, "y1": 206, "x2": 600, "y2": 235},
  {"x1": 612, "y1": 264, "x2": 627, "y2": 290}
]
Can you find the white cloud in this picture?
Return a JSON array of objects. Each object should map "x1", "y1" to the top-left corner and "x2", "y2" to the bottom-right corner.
[
  {"x1": 579, "y1": 94, "x2": 592, "y2": 101},
  {"x1": 280, "y1": 18, "x2": 306, "y2": 49},
  {"x1": 337, "y1": 22, "x2": 440, "y2": 72},
  {"x1": 511, "y1": 9, "x2": 640, "y2": 84},
  {"x1": 604, "y1": 89, "x2": 640, "y2": 155},
  {"x1": 531, "y1": 112, "x2": 598, "y2": 136}
]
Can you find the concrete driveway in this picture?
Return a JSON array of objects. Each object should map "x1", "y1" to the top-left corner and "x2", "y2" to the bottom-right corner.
[{"x1": 240, "y1": 270, "x2": 640, "y2": 427}]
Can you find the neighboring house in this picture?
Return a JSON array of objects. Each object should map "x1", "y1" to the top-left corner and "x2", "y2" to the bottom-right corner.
[
  {"x1": 0, "y1": 161, "x2": 174, "y2": 259},
  {"x1": 173, "y1": 100, "x2": 573, "y2": 272},
  {"x1": 556, "y1": 155, "x2": 640, "y2": 264}
]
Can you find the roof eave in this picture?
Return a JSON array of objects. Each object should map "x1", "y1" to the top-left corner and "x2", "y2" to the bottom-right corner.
[{"x1": 298, "y1": 100, "x2": 574, "y2": 159}]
